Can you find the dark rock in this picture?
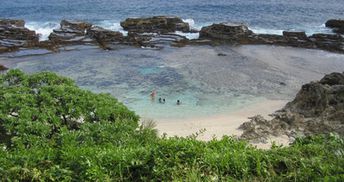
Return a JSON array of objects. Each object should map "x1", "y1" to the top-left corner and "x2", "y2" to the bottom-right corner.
[
  {"x1": 325, "y1": 19, "x2": 344, "y2": 34},
  {"x1": 0, "y1": 19, "x2": 39, "y2": 53},
  {"x1": 283, "y1": 31, "x2": 308, "y2": 40},
  {"x1": 0, "y1": 64, "x2": 8, "y2": 71},
  {"x1": 120, "y1": 16, "x2": 191, "y2": 33},
  {"x1": 0, "y1": 19, "x2": 25, "y2": 27},
  {"x1": 240, "y1": 72, "x2": 344, "y2": 143},
  {"x1": 87, "y1": 26, "x2": 124, "y2": 42},
  {"x1": 87, "y1": 26, "x2": 124, "y2": 49},
  {"x1": 279, "y1": 82, "x2": 287, "y2": 86},
  {"x1": 249, "y1": 34, "x2": 286, "y2": 44},
  {"x1": 286, "y1": 82, "x2": 329, "y2": 117},
  {"x1": 199, "y1": 22, "x2": 253, "y2": 42},
  {"x1": 125, "y1": 32, "x2": 153, "y2": 47},
  {"x1": 309, "y1": 33, "x2": 344, "y2": 52},
  {"x1": 309, "y1": 33, "x2": 343, "y2": 41},
  {"x1": 319, "y1": 72, "x2": 344, "y2": 86},
  {"x1": 60, "y1": 20, "x2": 92, "y2": 33},
  {"x1": 48, "y1": 20, "x2": 93, "y2": 44}
]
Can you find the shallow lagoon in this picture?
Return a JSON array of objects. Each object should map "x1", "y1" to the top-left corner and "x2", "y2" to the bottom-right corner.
[{"x1": 1, "y1": 45, "x2": 344, "y2": 121}]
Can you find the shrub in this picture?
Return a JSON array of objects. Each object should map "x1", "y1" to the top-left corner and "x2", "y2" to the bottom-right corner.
[{"x1": 0, "y1": 70, "x2": 343, "y2": 181}]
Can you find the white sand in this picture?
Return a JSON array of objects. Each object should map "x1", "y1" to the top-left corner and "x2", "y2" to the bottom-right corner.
[{"x1": 152, "y1": 99, "x2": 289, "y2": 148}]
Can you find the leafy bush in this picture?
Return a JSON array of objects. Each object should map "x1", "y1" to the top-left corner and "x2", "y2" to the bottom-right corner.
[{"x1": 0, "y1": 70, "x2": 343, "y2": 181}]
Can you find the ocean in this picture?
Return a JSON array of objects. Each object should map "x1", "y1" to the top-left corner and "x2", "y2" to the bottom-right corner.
[{"x1": 1, "y1": 0, "x2": 343, "y2": 39}]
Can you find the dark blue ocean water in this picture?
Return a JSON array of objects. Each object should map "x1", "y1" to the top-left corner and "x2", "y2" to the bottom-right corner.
[{"x1": 1, "y1": 0, "x2": 343, "y2": 38}]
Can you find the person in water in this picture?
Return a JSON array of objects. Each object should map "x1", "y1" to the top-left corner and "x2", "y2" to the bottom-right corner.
[
  {"x1": 177, "y1": 100, "x2": 181, "y2": 105},
  {"x1": 159, "y1": 98, "x2": 162, "y2": 103},
  {"x1": 150, "y1": 90, "x2": 156, "y2": 101},
  {"x1": 163, "y1": 98, "x2": 166, "y2": 104}
]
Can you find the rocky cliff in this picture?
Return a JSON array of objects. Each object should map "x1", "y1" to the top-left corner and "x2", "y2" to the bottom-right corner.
[{"x1": 240, "y1": 72, "x2": 344, "y2": 143}]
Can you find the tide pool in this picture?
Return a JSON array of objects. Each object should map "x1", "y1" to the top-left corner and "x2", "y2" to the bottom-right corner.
[{"x1": 1, "y1": 45, "x2": 344, "y2": 121}]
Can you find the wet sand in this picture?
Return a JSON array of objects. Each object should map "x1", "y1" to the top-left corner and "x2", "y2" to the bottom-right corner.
[{"x1": 154, "y1": 99, "x2": 287, "y2": 139}]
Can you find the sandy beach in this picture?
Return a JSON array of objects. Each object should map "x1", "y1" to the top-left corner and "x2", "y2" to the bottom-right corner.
[{"x1": 151, "y1": 99, "x2": 289, "y2": 147}]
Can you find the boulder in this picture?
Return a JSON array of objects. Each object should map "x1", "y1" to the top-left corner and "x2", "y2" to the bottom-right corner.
[
  {"x1": 199, "y1": 22, "x2": 253, "y2": 42},
  {"x1": 284, "y1": 72, "x2": 344, "y2": 121},
  {"x1": 0, "y1": 64, "x2": 8, "y2": 71},
  {"x1": 120, "y1": 16, "x2": 190, "y2": 33},
  {"x1": 320, "y1": 72, "x2": 344, "y2": 86},
  {"x1": 325, "y1": 19, "x2": 344, "y2": 34}
]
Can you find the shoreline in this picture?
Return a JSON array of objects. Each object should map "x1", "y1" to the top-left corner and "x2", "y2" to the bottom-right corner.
[{"x1": 150, "y1": 99, "x2": 289, "y2": 147}]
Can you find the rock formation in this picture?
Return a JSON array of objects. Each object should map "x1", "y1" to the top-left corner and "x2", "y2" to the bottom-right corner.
[
  {"x1": 0, "y1": 18, "x2": 343, "y2": 54},
  {"x1": 120, "y1": 16, "x2": 191, "y2": 33},
  {"x1": 198, "y1": 22, "x2": 343, "y2": 53},
  {"x1": 0, "y1": 19, "x2": 39, "y2": 53},
  {"x1": 87, "y1": 26, "x2": 124, "y2": 49},
  {"x1": 240, "y1": 72, "x2": 344, "y2": 143},
  {"x1": 0, "y1": 64, "x2": 8, "y2": 71},
  {"x1": 200, "y1": 22, "x2": 253, "y2": 42},
  {"x1": 326, "y1": 19, "x2": 344, "y2": 34},
  {"x1": 48, "y1": 20, "x2": 94, "y2": 44}
]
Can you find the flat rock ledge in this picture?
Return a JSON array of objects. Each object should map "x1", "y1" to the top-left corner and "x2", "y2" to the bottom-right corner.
[
  {"x1": 193, "y1": 22, "x2": 344, "y2": 53},
  {"x1": 239, "y1": 72, "x2": 344, "y2": 144},
  {"x1": 0, "y1": 17, "x2": 343, "y2": 54}
]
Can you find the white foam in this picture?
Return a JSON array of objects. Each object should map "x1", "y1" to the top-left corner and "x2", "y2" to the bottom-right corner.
[
  {"x1": 175, "y1": 31, "x2": 200, "y2": 40},
  {"x1": 183, "y1": 18, "x2": 195, "y2": 28},
  {"x1": 251, "y1": 27, "x2": 284, "y2": 35},
  {"x1": 26, "y1": 21, "x2": 59, "y2": 41},
  {"x1": 252, "y1": 24, "x2": 335, "y2": 36}
]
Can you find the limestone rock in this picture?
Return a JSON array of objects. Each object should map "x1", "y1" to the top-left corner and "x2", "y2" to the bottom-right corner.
[
  {"x1": 199, "y1": 22, "x2": 253, "y2": 42},
  {"x1": 87, "y1": 26, "x2": 124, "y2": 43},
  {"x1": 240, "y1": 72, "x2": 344, "y2": 143},
  {"x1": 0, "y1": 64, "x2": 8, "y2": 71},
  {"x1": 120, "y1": 16, "x2": 190, "y2": 33},
  {"x1": 325, "y1": 19, "x2": 344, "y2": 34},
  {"x1": 60, "y1": 20, "x2": 92, "y2": 33},
  {"x1": 0, "y1": 19, "x2": 25, "y2": 27},
  {"x1": 309, "y1": 33, "x2": 344, "y2": 52},
  {"x1": 49, "y1": 20, "x2": 93, "y2": 44},
  {"x1": 87, "y1": 26, "x2": 124, "y2": 49},
  {"x1": 0, "y1": 19, "x2": 39, "y2": 52}
]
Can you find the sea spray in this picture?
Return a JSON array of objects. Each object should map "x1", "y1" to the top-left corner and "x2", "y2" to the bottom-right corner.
[{"x1": 26, "y1": 21, "x2": 59, "y2": 41}]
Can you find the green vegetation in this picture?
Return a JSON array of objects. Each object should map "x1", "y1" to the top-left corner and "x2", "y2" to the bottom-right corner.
[{"x1": 0, "y1": 70, "x2": 343, "y2": 181}]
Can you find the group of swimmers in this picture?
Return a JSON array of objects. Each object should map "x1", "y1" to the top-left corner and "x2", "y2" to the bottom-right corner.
[{"x1": 150, "y1": 90, "x2": 181, "y2": 105}]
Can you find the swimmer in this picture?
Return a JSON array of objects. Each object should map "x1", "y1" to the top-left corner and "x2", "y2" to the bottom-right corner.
[
  {"x1": 163, "y1": 98, "x2": 166, "y2": 104},
  {"x1": 150, "y1": 90, "x2": 156, "y2": 101},
  {"x1": 159, "y1": 98, "x2": 162, "y2": 103},
  {"x1": 177, "y1": 100, "x2": 181, "y2": 105}
]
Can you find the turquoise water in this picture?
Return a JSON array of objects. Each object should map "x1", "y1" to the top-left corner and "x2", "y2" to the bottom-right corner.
[{"x1": 1, "y1": 45, "x2": 344, "y2": 120}]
